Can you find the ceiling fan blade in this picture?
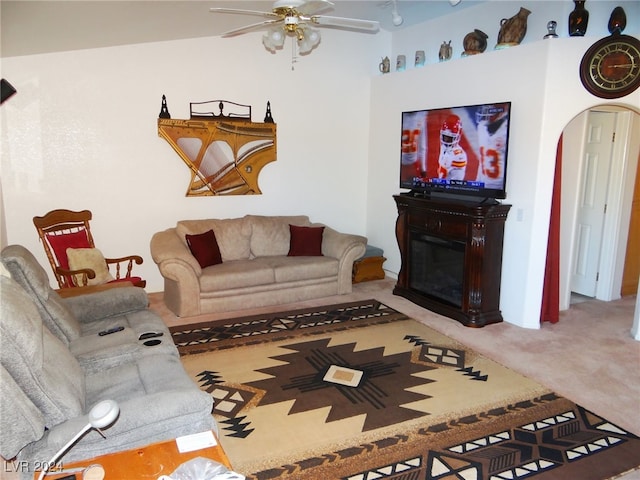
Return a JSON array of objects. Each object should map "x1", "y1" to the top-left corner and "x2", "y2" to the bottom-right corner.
[
  {"x1": 220, "y1": 19, "x2": 283, "y2": 37},
  {"x1": 209, "y1": 7, "x2": 280, "y2": 19},
  {"x1": 294, "y1": 0, "x2": 335, "y2": 16},
  {"x1": 310, "y1": 15, "x2": 380, "y2": 32}
]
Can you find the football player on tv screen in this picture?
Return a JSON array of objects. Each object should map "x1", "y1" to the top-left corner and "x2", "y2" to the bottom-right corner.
[
  {"x1": 437, "y1": 114, "x2": 467, "y2": 180},
  {"x1": 476, "y1": 105, "x2": 508, "y2": 189}
]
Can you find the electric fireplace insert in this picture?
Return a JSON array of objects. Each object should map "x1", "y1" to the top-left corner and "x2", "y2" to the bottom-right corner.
[{"x1": 393, "y1": 194, "x2": 511, "y2": 327}]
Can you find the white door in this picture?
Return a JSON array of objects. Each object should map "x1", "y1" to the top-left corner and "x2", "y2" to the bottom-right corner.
[{"x1": 570, "y1": 111, "x2": 616, "y2": 297}]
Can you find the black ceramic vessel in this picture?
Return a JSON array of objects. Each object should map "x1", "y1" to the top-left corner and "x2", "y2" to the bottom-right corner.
[
  {"x1": 569, "y1": 0, "x2": 589, "y2": 37},
  {"x1": 608, "y1": 6, "x2": 626, "y2": 34}
]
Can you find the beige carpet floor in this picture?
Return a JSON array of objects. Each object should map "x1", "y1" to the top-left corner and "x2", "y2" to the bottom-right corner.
[{"x1": 149, "y1": 277, "x2": 640, "y2": 480}]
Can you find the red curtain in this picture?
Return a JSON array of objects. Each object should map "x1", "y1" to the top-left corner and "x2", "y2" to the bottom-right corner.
[{"x1": 541, "y1": 135, "x2": 562, "y2": 323}]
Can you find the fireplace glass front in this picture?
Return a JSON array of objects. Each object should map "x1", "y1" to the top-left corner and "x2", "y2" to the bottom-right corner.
[{"x1": 409, "y1": 232, "x2": 465, "y2": 308}]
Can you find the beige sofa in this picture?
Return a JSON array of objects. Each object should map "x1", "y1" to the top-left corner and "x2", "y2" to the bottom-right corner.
[{"x1": 150, "y1": 215, "x2": 367, "y2": 316}]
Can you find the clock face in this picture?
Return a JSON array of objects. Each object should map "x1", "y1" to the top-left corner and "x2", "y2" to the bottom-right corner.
[{"x1": 580, "y1": 34, "x2": 640, "y2": 99}]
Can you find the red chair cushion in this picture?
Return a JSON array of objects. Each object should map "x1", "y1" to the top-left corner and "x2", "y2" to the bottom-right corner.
[
  {"x1": 46, "y1": 230, "x2": 91, "y2": 270},
  {"x1": 288, "y1": 225, "x2": 325, "y2": 257},
  {"x1": 185, "y1": 229, "x2": 223, "y2": 268}
]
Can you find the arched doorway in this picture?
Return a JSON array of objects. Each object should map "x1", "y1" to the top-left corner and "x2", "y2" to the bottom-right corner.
[{"x1": 557, "y1": 105, "x2": 640, "y2": 327}]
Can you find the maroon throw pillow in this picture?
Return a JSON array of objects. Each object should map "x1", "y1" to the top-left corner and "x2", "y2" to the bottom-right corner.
[
  {"x1": 288, "y1": 225, "x2": 324, "y2": 257},
  {"x1": 185, "y1": 229, "x2": 223, "y2": 268},
  {"x1": 46, "y1": 229, "x2": 91, "y2": 270}
]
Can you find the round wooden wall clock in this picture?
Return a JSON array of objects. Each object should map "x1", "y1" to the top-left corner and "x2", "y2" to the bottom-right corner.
[{"x1": 579, "y1": 34, "x2": 640, "y2": 99}]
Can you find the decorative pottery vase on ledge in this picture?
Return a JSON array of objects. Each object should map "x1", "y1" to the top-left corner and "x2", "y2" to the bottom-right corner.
[
  {"x1": 439, "y1": 41, "x2": 452, "y2": 61},
  {"x1": 608, "y1": 5, "x2": 626, "y2": 34},
  {"x1": 543, "y1": 20, "x2": 559, "y2": 39},
  {"x1": 379, "y1": 56, "x2": 390, "y2": 74},
  {"x1": 569, "y1": 0, "x2": 589, "y2": 37},
  {"x1": 495, "y1": 7, "x2": 531, "y2": 49},
  {"x1": 463, "y1": 29, "x2": 489, "y2": 56}
]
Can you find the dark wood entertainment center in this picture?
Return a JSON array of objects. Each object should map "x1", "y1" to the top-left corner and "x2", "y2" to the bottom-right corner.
[{"x1": 393, "y1": 193, "x2": 511, "y2": 327}]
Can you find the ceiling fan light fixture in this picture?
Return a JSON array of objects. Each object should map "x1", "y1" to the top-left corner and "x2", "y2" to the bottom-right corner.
[
  {"x1": 390, "y1": 0, "x2": 403, "y2": 26},
  {"x1": 213, "y1": 0, "x2": 379, "y2": 59},
  {"x1": 298, "y1": 39, "x2": 312, "y2": 54},
  {"x1": 272, "y1": 29, "x2": 286, "y2": 46},
  {"x1": 263, "y1": 27, "x2": 286, "y2": 51},
  {"x1": 262, "y1": 32, "x2": 273, "y2": 50},
  {"x1": 306, "y1": 28, "x2": 320, "y2": 45},
  {"x1": 297, "y1": 27, "x2": 320, "y2": 54}
]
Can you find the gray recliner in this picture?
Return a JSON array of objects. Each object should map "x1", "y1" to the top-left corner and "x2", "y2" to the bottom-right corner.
[
  {"x1": 0, "y1": 273, "x2": 216, "y2": 479},
  {"x1": 1, "y1": 245, "x2": 177, "y2": 372}
]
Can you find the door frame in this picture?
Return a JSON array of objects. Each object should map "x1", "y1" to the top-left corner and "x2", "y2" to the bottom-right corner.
[{"x1": 559, "y1": 107, "x2": 640, "y2": 310}]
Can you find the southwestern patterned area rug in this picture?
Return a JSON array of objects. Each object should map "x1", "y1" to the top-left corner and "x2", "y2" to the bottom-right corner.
[{"x1": 170, "y1": 300, "x2": 640, "y2": 480}]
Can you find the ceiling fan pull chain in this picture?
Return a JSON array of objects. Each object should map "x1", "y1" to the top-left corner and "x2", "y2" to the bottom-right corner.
[{"x1": 291, "y1": 38, "x2": 297, "y2": 71}]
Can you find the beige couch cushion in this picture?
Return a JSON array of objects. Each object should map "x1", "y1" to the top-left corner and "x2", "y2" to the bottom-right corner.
[
  {"x1": 177, "y1": 218, "x2": 251, "y2": 261},
  {"x1": 199, "y1": 259, "x2": 275, "y2": 292},
  {"x1": 247, "y1": 215, "x2": 311, "y2": 257},
  {"x1": 261, "y1": 256, "x2": 339, "y2": 283}
]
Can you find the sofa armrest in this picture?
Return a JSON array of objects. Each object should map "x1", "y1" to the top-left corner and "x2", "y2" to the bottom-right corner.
[
  {"x1": 151, "y1": 228, "x2": 202, "y2": 278},
  {"x1": 321, "y1": 227, "x2": 367, "y2": 293},
  {"x1": 63, "y1": 287, "x2": 149, "y2": 323},
  {"x1": 322, "y1": 227, "x2": 367, "y2": 260},
  {"x1": 150, "y1": 228, "x2": 203, "y2": 316},
  {"x1": 0, "y1": 365, "x2": 45, "y2": 460}
]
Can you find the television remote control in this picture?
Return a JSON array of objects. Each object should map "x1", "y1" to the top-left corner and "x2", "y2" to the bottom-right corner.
[{"x1": 98, "y1": 326, "x2": 124, "y2": 336}]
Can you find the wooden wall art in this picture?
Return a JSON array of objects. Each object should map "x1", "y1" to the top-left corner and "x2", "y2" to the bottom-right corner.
[{"x1": 157, "y1": 96, "x2": 277, "y2": 196}]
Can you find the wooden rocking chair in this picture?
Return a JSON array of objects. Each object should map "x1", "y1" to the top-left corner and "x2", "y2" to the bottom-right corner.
[{"x1": 33, "y1": 209, "x2": 146, "y2": 289}]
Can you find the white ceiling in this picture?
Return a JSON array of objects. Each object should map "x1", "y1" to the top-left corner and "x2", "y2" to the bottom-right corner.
[{"x1": 0, "y1": 1, "x2": 481, "y2": 58}]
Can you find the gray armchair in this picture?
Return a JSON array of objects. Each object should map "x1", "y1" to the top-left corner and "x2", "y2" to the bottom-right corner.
[
  {"x1": 0, "y1": 250, "x2": 216, "y2": 479},
  {"x1": 1, "y1": 245, "x2": 177, "y2": 372}
]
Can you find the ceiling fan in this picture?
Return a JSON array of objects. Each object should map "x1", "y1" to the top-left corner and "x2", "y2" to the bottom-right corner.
[{"x1": 210, "y1": 0, "x2": 380, "y2": 54}]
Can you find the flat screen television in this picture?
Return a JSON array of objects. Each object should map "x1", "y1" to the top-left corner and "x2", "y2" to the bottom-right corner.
[{"x1": 400, "y1": 101, "x2": 511, "y2": 200}]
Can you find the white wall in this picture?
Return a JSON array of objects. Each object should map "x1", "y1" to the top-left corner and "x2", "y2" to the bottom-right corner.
[
  {"x1": 1, "y1": 29, "x2": 389, "y2": 293},
  {"x1": 367, "y1": 4, "x2": 639, "y2": 331}
]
